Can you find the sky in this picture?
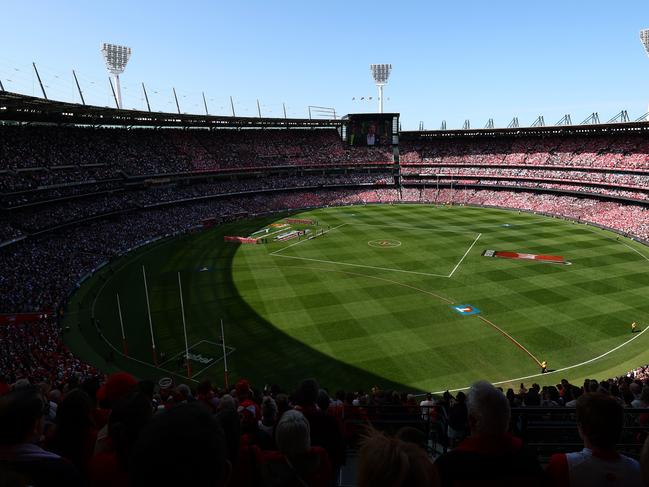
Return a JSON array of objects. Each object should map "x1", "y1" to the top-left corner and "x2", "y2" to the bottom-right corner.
[{"x1": 1, "y1": 0, "x2": 649, "y2": 129}]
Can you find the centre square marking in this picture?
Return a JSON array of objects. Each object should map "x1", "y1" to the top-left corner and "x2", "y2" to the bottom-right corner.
[
  {"x1": 368, "y1": 239, "x2": 402, "y2": 248},
  {"x1": 452, "y1": 304, "x2": 481, "y2": 316}
]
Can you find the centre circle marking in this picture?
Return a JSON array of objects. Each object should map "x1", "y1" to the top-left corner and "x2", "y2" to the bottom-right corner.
[{"x1": 368, "y1": 239, "x2": 402, "y2": 248}]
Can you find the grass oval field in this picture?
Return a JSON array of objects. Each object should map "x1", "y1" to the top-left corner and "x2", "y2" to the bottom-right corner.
[{"x1": 64, "y1": 204, "x2": 649, "y2": 393}]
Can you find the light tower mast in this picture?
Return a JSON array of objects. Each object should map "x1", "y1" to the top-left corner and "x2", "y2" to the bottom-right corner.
[
  {"x1": 101, "y1": 43, "x2": 132, "y2": 109},
  {"x1": 370, "y1": 64, "x2": 392, "y2": 113},
  {"x1": 641, "y1": 30, "x2": 649, "y2": 119}
]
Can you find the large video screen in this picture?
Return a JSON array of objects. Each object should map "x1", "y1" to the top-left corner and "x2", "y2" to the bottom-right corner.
[{"x1": 347, "y1": 114, "x2": 394, "y2": 147}]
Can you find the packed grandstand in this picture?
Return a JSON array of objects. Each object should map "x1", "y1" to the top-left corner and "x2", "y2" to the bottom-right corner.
[{"x1": 3, "y1": 91, "x2": 649, "y2": 486}]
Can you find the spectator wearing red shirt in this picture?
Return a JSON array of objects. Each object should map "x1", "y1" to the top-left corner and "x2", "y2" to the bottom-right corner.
[{"x1": 236, "y1": 379, "x2": 261, "y2": 421}]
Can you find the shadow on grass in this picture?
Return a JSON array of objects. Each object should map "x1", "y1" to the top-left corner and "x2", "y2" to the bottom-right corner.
[{"x1": 64, "y1": 212, "x2": 417, "y2": 394}]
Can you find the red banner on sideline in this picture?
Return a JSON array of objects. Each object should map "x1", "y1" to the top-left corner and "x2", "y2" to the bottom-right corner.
[
  {"x1": 224, "y1": 236, "x2": 259, "y2": 244},
  {"x1": 483, "y1": 249, "x2": 567, "y2": 264},
  {"x1": 285, "y1": 218, "x2": 314, "y2": 225},
  {"x1": 0, "y1": 312, "x2": 51, "y2": 325},
  {"x1": 202, "y1": 217, "x2": 217, "y2": 229}
]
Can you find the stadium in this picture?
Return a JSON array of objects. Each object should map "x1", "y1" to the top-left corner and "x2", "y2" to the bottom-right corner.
[{"x1": 4, "y1": 3, "x2": 649, "y2": 487}]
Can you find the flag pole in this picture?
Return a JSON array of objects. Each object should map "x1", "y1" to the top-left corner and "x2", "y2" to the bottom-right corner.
[
  {"x1": 220, "y1": 318, "x2": 229, "y2": 390},
  {"x1": 116, "y1": 293, "x2": 128, "y2": 356},
  {"x1": 142, "y1": 266, "x2": 158, "y2": 366},
  {"x1": 178, "y1": 272, "x2": 192, "y2": 379}
]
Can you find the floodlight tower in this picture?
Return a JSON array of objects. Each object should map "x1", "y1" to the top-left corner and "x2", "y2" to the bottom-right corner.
[
  {"x1": 370, "y1": 64, "x2": 392, "y2": 113},
  {"x1": 101, "y1": 43, "x2": 132, "y2": 109},
  {"x1": 641, "y1": 30, "x2": 649, "y2": 119}
]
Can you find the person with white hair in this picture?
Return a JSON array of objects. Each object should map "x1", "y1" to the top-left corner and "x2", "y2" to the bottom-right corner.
[
  {"x1": 262, "y1": 409, "x2": 331, "y2": 487},
  {"x1": 434, "y1": 380, "x2": 544, "y2": 487}
]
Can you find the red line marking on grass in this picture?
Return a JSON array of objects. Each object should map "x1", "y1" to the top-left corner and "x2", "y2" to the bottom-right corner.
[
  {"x1": 280, "y1": 264, "x2": 540, "y2": 367},
  {"x1": 477, "y1": 315, "x2": 542, "y2": 367}
]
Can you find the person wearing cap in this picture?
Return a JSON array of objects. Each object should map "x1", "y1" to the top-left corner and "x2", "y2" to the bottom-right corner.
[
  {"x1": 94, "y1": 373, "x2": 138, "y2": 455},
  {"x1": 155, "y1": 377, "x2": 174, "y2": 410},
  {"x1": 236, "y1": 379, "x2": 261, "y2": 422},
  {"x1": 88, "y1": 392, "x2": 153, "y2": 487}
]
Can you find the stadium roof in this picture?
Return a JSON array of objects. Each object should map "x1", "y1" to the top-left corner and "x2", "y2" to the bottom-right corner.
[
  {"x1": 3, "y1": 90, "x2": 649, "y2": 136},
  {"x1": 0, "y1": 91, "x2": 342, "y2": 128},
  {"x1": 401, "y1": 120, "x2": 649, "y2": 139}
]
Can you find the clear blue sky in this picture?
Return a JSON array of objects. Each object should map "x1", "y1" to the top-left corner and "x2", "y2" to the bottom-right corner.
[{"x1": 1, "y1": 0, "x2": 649, "y2": 129}]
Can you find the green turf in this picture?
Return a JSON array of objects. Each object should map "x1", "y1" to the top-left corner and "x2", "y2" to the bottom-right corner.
[{"x1": 63, "y1": 204, "x2": 649, "y2": 393}]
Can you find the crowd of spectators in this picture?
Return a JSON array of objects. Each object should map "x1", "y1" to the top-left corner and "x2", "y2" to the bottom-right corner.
[
  {"x1": 0, "y1": 126, "x2": 393, "y2": 192},
  {"x1": 0, "y1": 221, "x2": 23, "y2": 242},
  {"x1": 5, "y1": 185, "x2": 649, "y2": 313},
  {"x1": 401, "y1": 187, "x2": 649, "y2": 239},
  {"x1": 0, "y1": 318, "x2": 98, "y2": 387},
  {"x1": 5, "y1": 128, "x2": 649, "y2": 484},
  {"x1": 1, "y1": 365, "x2": 648, "y2": 486},
  {"x1": 400, "y1": 133, "x2": 649, "y2": 169},
  {"x1": 401, "y1": 167, "x2": 649, "y2": 202},
  {"x1": 4, "y1": 173, "x2": 394, "y2": 233}
]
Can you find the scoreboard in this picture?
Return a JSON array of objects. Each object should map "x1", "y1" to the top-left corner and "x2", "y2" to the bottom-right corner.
[{"x1": 342, "y1": 113, "x2": 399, "y2": 147}]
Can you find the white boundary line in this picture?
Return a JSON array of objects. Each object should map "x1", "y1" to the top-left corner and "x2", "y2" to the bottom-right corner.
[
  {"x1": 278, "y1": 263, "x2": 649, "y2": 396},
  {"x1": 618, "y1": 240, "x2": 649, "y2": 263},
  {"x1": 192, "y1": 340, "x2": 237, "y2": 377},
  {"x1": 432, "y1": 326, "x2": 649, "y2": 394},
  {"x1": 85, "y1": 207, "x2": 649, "y2": 390},
  {"x1": 96, "y1": 328, "x2": 197, "y2": 382},
  {"x1": 271, "y1": 222, "x2": 481, "y2": 279},
  {"x1": 272, "y1": 253, "x2": 451, "y2": 277},
  {"x1": 143, "y1": 339, "x2": 237, "y2": 379},
  {"x1": 87, "y1": 240, "x2": 201, "y2": 382},
  {"x1": 270, "y1": 223, "x2": 347, "y2": 255},
  {"x1": 158, "y1": 339, "x2": 212, "y2": 367},
  {"x1": 448, "y1": 233, "x2": 482, "y2": 278}
]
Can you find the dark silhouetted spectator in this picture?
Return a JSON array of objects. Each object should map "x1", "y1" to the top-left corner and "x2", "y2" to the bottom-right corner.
[
  {"x1": 357, "y1": 428, "x2": 437, "y2": 487},
  {"x1": 546, "y1": 393, "x2": 642, "y2": 486},
  {"x1": 262, "y1": 410, "x2": 331, "y2": 487},
  {"x1": 0, "y1": 387, "x2": 83, "y2": 487},
  {"x1": 129, "y1": 402, "x2": 231, "y2": 487},
  {"x1": 434, "y1": 381, "x2": 544, "y2": 487}
]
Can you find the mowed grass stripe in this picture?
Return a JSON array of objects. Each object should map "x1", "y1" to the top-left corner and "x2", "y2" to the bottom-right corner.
[{"x1": 66, "y1": 205, "x2": 649, "y2": 392}]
